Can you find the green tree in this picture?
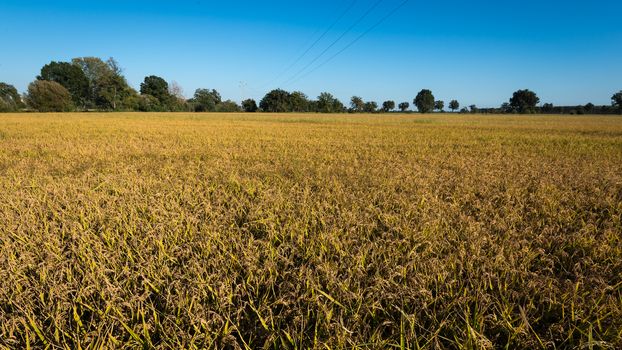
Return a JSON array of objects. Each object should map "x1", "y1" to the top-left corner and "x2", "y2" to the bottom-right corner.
[
  {"x1": 584, "y1": 102, "x2": 595, "y2": 114},
  {"x1": 169, "y1": 98, "x2": 190, "y2": 112},
  {"x1": 509, "y1": 89, "x2": 540, "y2": 114},
  {"x1": 575, "y1": 105, "x2": 586, "y2": 115},
  {"x1": 381, "y1": 100, "x2": 395, "y2": 112},
  {"x1": 449, "y1": 99, "x2": 459, "y2": 112},
  {"x1": 242, "y1": 99, "x2": 258, "y2": 112},
  {"x1": 120, "y1": 93, "x2": 141, "y2": 111},
  {"x1": 140, "y1": 76, "x2": 172, "y2": 108},
  {"x1": 191, "y1": 89, "x2": 221, "y2": 112},
  {"x1": 99, "y1": 73, "x2": 139, "y2": 110},
  {"x1": 216, "y1": 100, "x2": 241, "y2": 112},
  {"x1": 260, "y1": 89, "x2": 291, "y2": 112},
  {"x1": 398, "y1": 102, "x2": 409, "y2": 112},
  {"x1": 317, "y1": 92, "x2": 344, "y2": 113},
  {"x1": 137, "y1": 94, "x2": 160, "y2": 112},
  {"x1": 500, "y1": 102, "x2": 514, "y2": 113},
  {"x1": 72, "y1": 57, "x2": 137, "y2": 110},
  {"x1": 73, "y1": 57, "x2": 110, "y2": 84},
  {"x1": 469, "y1": 105, "x2": 478, "y2": 113},
  {"x1": 434, "y1": 100, "x2": 444, "y2": 112},
  {"x1": 166, "y1": 81, "x2": 189, "y2": 111},
  {"x1": 26, "y1": 80, "x2": 73, "y2": 112},
  {"x1": 611, "y1": 91, "x2": 622, "y2": 113},
  {"x1": 38, "y1": 61, "x2": 89, "y2": 107},
  {"x1": 350, "y1": 96, "x2": 364, "y2": 113},
  {"x1": 0, "y1": 83, "x2": 24, "y2": 112},
  {"x1": 290, "y1": 91, "x2": 310, "y2": 112},
  {"x1": 542, "y1": 103, "x2": 554, "y2": 113},
  {"x1": 414, "y1": 89, "x2": 434, "y2": 113},
  {"x1": 364, "y1": 101, "x2": 378, "y2": 113},
  {"x1": 308, "y1": 100, "x2": 319, "y2": 112}
]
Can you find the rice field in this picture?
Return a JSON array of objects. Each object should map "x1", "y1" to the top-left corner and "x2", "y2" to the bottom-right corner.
[{"x1": 0, "y1": 112, "x2": 621, "y2": 349}]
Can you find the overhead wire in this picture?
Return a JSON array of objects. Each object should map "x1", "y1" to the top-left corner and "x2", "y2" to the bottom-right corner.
[
  {"x1": 279, "y1": 0, "x2": 385, "y2": 87},
  {"x1": 284, "y1": 0, "x2": 409, "y2": 88},
  {"x1": 259, "y1": 0, "x2": 358, "y2": 90}
]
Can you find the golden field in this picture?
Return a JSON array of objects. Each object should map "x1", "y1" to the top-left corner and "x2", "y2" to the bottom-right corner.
[{"x1": 0, "y1": 112, "x2": 621, "y2": 349}]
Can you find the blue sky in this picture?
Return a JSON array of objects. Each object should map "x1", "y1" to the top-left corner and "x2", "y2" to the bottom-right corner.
[{"x1": 1, "y1": 0, "x2": 621, "y2": 107}]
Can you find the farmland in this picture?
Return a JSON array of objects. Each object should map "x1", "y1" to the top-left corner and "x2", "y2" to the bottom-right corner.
[{"x1": 0, "y1": 112, "x2": 621, "y2": 348}]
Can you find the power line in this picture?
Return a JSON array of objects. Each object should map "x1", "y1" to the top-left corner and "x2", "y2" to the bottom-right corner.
[
  {"x1": 260, "y1": 0, "x2": 358, "y2": 90},
  {"x1": 279, "y1": 0, "x2": 385, "y2": 87},
  {"x1": 285, "y1": 0, "x2": 409, "y2": 87}
]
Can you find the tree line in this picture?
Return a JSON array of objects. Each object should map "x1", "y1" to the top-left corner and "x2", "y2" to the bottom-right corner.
[{"x1": 1, "y1": 57, "x2": 621, "y2": 114}]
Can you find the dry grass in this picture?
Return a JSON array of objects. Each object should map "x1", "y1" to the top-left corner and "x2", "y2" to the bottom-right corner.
[{"x1": 0, "y1": 112, "x2": 621, "y2": 349}]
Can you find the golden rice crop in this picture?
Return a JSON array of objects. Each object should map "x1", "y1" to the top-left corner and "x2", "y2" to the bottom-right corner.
[{"x1": 0, "y1": 112, "x2": 621, "y2": 349}]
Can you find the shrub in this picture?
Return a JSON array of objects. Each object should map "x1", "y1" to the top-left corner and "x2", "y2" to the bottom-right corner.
[{"x1": 25, "y1": 80, "x2": 73, "y2": 112}]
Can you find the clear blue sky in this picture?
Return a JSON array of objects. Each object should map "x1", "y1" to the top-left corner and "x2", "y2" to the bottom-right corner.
[{"x1": 1, "y1": 0, "x2": 621, "y2": 107}]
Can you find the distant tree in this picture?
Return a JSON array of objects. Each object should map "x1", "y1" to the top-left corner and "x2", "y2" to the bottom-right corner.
[
  {"x1": 192, "y1": 88, "x2": 221, "y2": 112},
  {"x1": 290, "y1": 91, "x2": 310, "y2": 112},
  {"x1": 364, "y1": 101, "x2": 378, "y2": 113},
  {"x1": 308, "y1": 100, "x2": 319, "y2": 113},
  {"x1": 72, "y1": 57, "x2": 136, "y2": 110},
  {"x1": 140, "y1": 76, "x2": 172, "y2": 107},
  {"x1": 381, "y1": 100, "x2": 395, "y2": 112},
  {"x1": 101, "y1": 74, "x2": 139, "y2": 110},
  {"x1": 414, "y1": 89, "x2": 434, "y2": 113},
  {"x1": 38, "y1": 61, "x2": 90, "y2": 107},
  {"x1": 469, "y1": 104, "x2": 478, "y2": 113},
  {"x1": 317, "y1": 92, "x2": 344, "y2": 113},
  {"x1": 542, "y1": 103, "x2": 554, "y2": 113},
  {"x1": 260, "y1": 89, "x2": 291, "y2": 112},
  {"x1": 584, "y1": 102, "x2": 595, "y2": 114},
  {"x1": 137, "y1": 94, "x2": 160, "y2": 112},
  {"x1": 398, "y1": 102, "x2": 409, "y2": 112},
  {"x1": 166, "y1": 81, "x2": 189, "y2": 111},
  {"x1": 168, "y1": 81, "x2": 185, "y2": 100},
  {"x1": 449, "y1": 100, "x2": 459, "y2": 112},
  {"x1": 350, "y1": 96, "x2": 364, "y2": 113},
  {"x1": 170, "y1": 99, "x2": 191, "y2": 112},
  {"x1": 120, "y1": 93, "x2": 141, "y2": 111},
  {"x1": 434, "y1": 100, "x2": 444, "y2": 112},
  {"x1": 0, "y1": 83, "x2": 24, "y2": 112},
  {"x1": 72, "y1": 57, "x2": 116, "y2": 90},
  {"x1": 241, "y1": 99, "x2": 258, "y2": 112},
  {"x1": 459, "y1": 107, "x2": 469, "y2": 113},
  {"x1": 216, "y1": 100, "x2": 241, "y2": 112},
  {"x1": 611, "y1": 91, "x2": 622, "y2": 113},
  {"x1": 26, "y1": 80, "x2": 73, "y2": 112},
  {"x1": 509, "y1": 89, "x2": 540, "y2": 114},
  {"x1": 500, "y1": 102, "x2": 515, "y2": 113}
]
